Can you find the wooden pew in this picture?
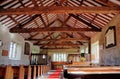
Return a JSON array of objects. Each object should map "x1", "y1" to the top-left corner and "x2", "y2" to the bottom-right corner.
[
  {"x1": 40, "y1": 65, "x2": 43, "y2": 75},
  {"x1": 19, "y1": 65, "x2": 31, "y2": 79},
  {"x1": 27, "y1": 65, "x2": 31, "y2": 79},
  {"x1": 4, "y1": 65, "x2": 13, "y2": 79},
  {"x1": 12, "y1": 65, "x2": 25, "y2": 79},
  {"x1": 64, "y1": 66, "x2": 120, "y2": 79},
  {"x1": 24, "y1": 65, "x2": 32, "y2": 79},
  {"x1": 12, "y1": 66, "x2": 19, "y2": 79},
  {"x1": 1, "y1": 65, "x2": 50, "y2": 79},
  {"x1": 0, "y1": 66, "x2": 6, "y2": 79},
  {"x1": 37, "y1": 65, "x2": 41, "y2": 77},
  {"x1": 19, "y1": 65, "x2": 25, "y2": 79},
  {"x1": 33, "y1": 65, "x2": 36, "y2": 79}
]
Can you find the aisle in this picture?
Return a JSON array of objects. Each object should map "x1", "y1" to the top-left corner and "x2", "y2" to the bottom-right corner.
[{"x1": 38, "y1": 69, "x2": 62, "y2": 79}]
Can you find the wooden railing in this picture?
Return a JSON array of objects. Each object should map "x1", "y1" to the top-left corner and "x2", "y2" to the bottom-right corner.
[{"x1": 0, "y1": 64, "x2": 50, "y2": 79}]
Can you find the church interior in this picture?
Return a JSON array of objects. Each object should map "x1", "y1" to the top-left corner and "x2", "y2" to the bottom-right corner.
[{"x1": 1, "y1": 0, "x2": 120, "y2": 79}]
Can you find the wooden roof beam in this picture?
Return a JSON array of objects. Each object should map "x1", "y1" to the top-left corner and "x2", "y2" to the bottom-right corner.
[
  {"x1": 25, "y1": 38, "x2": 89, "y2": 42},
  {"x1": 95, "y1": 0, "x2": 119, "y2": 6},
  {"x1": 60, "y1": 15, "x2": 71, "y2": 27},
  {"x1": 34, "y1": 32, "x2": 54, "y2": 44},
  {"x1": 32, "y1": 0, "x2": 38, "y2": 7},
  {"x1": 77, "y1": 32, "x2": 90, "y2": 39},
  {"x1": 65, "y1": 32, "x2": 83, "y2": 45},
  {"x1": 40, "y1": 47, "x2": 79, "y2": 49},
  {"x1": 70, "y1": 14, "x2": 101, "y2": 29},
  {"x1": 0, "y1": 6, "x2": 119, "y2": 15},
  {"x1": 35, "y1": 43, "x2": 81, "y2": 46},
  {"x1": 39, "y1": 15, "x2": 47, "y2": 27},
  {"x1": 0, "y1": 0, "x2": 7, "y2": 4},
  {"x1": 60, "y1": 0, "x2": 68, "y2": 4},
  {"x1": 10, "y1": 27, "x2": 101, "y2": 33},
  {"x1": 14, "y1": 14, "x2": 40, "y2": 28},
  {"x1": 40, "y1": 34, "x2": 61, "y2": 48}
]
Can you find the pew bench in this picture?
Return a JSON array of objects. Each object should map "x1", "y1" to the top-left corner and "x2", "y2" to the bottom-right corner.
[
  {"x1": 0, "y1": 66, "x2": 6, "y2": 79},
  {"x1": 64, "y1": 66, "x2": 120, "y2": 79},
  {"x1": 0, "y1": 65, "x2": 50, "y2": 79}
]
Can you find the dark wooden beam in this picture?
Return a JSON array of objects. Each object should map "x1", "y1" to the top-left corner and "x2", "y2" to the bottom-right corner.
[
  {"x1": 60, "y1": 15, "x2": 71, "y2": 27},
  {"x1": 35, "y1": 43, "x2": 81, "y2": 46},
  {"x1": 15, "y1": 14, "x2": 40, "y2": 28},
  {"x1": 70, "y1": 14, "x2": 101, "y2": 29},
  {"x1": 25, "y1": 38, "x2": 89, "y2": 42},
  {"x1": 32, "y1": 0, "x2": 38, "y2": 7},
  {"x1": 39, "y1": 15, "x2": 47, "y2": 27},
  {"x1": 88, "y1": 39, "x2": 91, "y2": 61},
  {"x1": 0, "y1": 0, "x2": 7, "y2": 4},
  {"x1": 34, "y1": 32, "x2": 54, "y2": 45},
  {"x1": 40, "y1": 47, "x2": 79, "y2": 49},
  {"x1": 77, "y1": 32, "x2": 90, "y2": 39},
  {"x1": 10, "y1": 27, "x2": 101, "y2": 33},
  {"x1": 95, "y1": 0, "x2": 118, "y2": 6},
  {"x1": 0, "y1": 6, "x2": 119, "y2": 15},
  {"x1": 60, "y1": 0, "x2": 68, "y2": 4}
]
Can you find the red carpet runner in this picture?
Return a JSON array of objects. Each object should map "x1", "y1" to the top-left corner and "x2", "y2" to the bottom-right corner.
[{"x1": 47, "y1": 69, "x2": 61, "y2": 79}]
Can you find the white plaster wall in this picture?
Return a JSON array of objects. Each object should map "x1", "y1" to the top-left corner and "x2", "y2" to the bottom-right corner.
[
  {"x1": 91, "y1": 14, "x2": 120, "y2": 66},
  {"x1": 0, "y1": 24, "x2": 30, "y2": 66}
]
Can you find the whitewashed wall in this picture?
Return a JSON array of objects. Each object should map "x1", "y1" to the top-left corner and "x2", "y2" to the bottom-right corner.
[{"x1": 0, "y1": 24, "x2": 39, "y2": 66}]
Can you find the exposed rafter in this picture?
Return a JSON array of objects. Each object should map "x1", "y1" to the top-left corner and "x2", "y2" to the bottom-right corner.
[
  {"x1": 70, "y1": 14, "x2": 101, "y2": 29},
  {"x1": 10, "y1": 27, "x2": 101, "y2": 33},
  {"x1": 60, "y1": 15, "x2": 71, "y2": 27},
  {"x1": 77, "y1": 32, "x2": 90, "y2": 39},
  {"x1": 25, "y1": 37, "x2": 89, "y2": 42},
  {"x1": 35, "y1": 43, "x2": 81, "y2": 46},
  {"x1": 0, "y1": 6, "x2": 119, "y2": 15},
  {"x1": 14, "y1": 14, "x2": 40, "y2": 28},
  {"x1": 0, "y1": 0, "x2": 7, "y2": 4},
  {"x1": 60, "y1": 0, "x2": 68, "y2": 4},
  {"x1": 95, "y1": 0, "x2": 118, "y2": 6},
  {"x1": 32, "y1": 0, "x2": 38, "y2": 7},
  {"x1": 34, "y1": 32, "x2": 54, "y2": 45},
  {"x1": 40, "y1": 47, "x2": 79, "y2": 49},
  {"x1": 39, "y1": 15, "x2": 47, "y2": 27}
]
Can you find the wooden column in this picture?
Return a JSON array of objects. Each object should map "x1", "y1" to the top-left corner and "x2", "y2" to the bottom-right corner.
[{"x1": 88, "y1": 39, "x2": 91, "y2": 61}]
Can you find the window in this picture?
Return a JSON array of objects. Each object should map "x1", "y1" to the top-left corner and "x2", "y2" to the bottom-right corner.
[
  {"x1": 80, "y1": 43, "x2": 88, "y2": 54},
  {"x1": 52, "y1": 53, "x2": 67, "y2": 62},
  {"x1": 91, "y1": 41, "x2": 99, "y2": 63},
  {"x1": 9, "y1": 42, "x2": 22, "y2": 60}
]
